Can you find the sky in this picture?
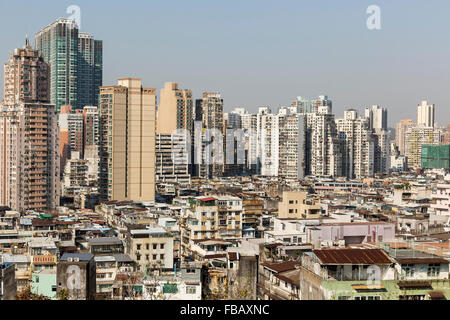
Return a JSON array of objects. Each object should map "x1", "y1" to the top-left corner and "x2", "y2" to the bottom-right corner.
[{"x1": 0, "y1": 0, "x2": 449, "y2": 127}]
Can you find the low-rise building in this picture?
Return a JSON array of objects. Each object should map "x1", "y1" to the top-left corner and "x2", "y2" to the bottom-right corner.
[
  {"x1": 125, "y1": 227, "x2": 174, "y2": 272},
  {"x1": 0, "y1": 262, "x2": 17, "y2": 300}
]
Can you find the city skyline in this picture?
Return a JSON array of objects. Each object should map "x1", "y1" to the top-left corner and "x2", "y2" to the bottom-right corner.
[
  {"x1": 1, "y1": 0, "x2": 450, "y2": 126},
  {"x1": 1, "y1": 1, "x2": 450, "y2": 304}
]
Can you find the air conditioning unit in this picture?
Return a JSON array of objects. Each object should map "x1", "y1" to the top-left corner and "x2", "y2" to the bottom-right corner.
[
  {"x1": 67, "y1": 257, "x2": 73, "y2": 262},
  {"x1": 74, "y1": 257, "x2": 79, "y2": 262}
]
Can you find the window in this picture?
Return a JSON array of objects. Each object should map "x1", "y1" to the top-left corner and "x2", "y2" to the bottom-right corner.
[
  {"x1": 136, "y1": 244, "x2": 141, "y2": 250},
  {"x1": 163, "y1": 283, "x2": 178, "y2": 294},
  {"x1": 289, "y1": 200, "x2": 294, "y2": 204},
  {"x1": 160, "y1": 254, "x2": 165, "y2": 260},
  {"x1": 146, "y1": 244, "x2": 149, "y2": 250},
  {"x1": 136, "y1": 255, "x2": 141, "y2": 261},
  {"x1": 401, "y1": 264, "x2": 415, "y2": 277},
  {"x1": 160, "y1": 244, "x2": 165, "y2": 249},
  {"x1": 147, "y1": 286, "x2": 157, "y2": 293},
  {"x1": 186, "y1": 268, "x2": 196, "y2": 274},
  {"x1": 355, "y1": 296, "x2": 380, "y2": 300},
  {"x1": 338, "y1": 296, "x2": 350, "y2": 300},
  {"x1": 153, "y1": 244, "x2": 157, "y2": 250},
  {"x1": 146, "y1": 254, "x2": 149, "y2": 261},
  {"x1": 186, "y1": 286, "x2": 196, "y2": 294},
  {"x1": 427, "y1": 264, "x2": 440, "y2": 277},
  {"x1": 153, "y1": 254, "x2": 157, "y2": 260}
]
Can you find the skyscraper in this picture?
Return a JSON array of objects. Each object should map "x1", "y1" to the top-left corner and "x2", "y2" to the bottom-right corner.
[
  {"x1": 395, "y1": 119, "x2": 414, "y2": 155},
  {"x1": 0, "y1": 43, "x2": 59, "y2": 212},
  {"x1": 258, "y1": 112, "x2": 279, "y2": 177},
  {"x1": 155, "y1": 82, "x2": 192, "y2": 183},
  {"x1": 405, "y1": 126, "x2": 440, "y2": 169},
  {"x1": 417, "y1": 100, "x2": 435, "y2": 128},
  {"x1": 196, "y1": 92, "x2": 224, "y2": 178},
  {"x1": 77, "y1": 33, "x2": 103, "y2": 110},
  {"x1": 309, "y1": 106, "x2": 342, "y2": 177},
  {"x1": 59, "y1": 105, "x2": 84, "y2": 172},
  {"x1": 3, "y1": 38, "x2": 50, "y2": 105},
  {"x1": 156, "y1": 82, "x2": 193, "y2": 134},
  {"x1": 0, "y1": 102, "x2": 60, "y2": 212},
  {"x1": 98, "y1": 78, "x2": 156, "y2": 202},
  {"x1": 82, "y1": 105, "x2": 99, "y2": 152},
  {"x1": 336, "y1": 110, "x2": 374, "y2": 179},
  {"x1": 35, "y1": 18, "x2": 103, "y2": 112},
  {"x1": 278, "y1": 109, "x2": 305, "y2": 180},
  {"x1": 365, "y1": 105, "x2": 388, "y2": 131}
]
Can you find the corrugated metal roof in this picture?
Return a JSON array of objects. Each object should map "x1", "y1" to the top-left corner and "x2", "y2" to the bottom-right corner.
[
  {"x1": 313, "y1": 248, "x2": 392, "y2": 265},
  {"x1": 262, "y1": 261, "x2": 301, "y2": 273}
]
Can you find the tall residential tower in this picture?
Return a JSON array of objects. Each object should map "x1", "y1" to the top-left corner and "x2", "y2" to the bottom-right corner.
[{"x1": 98, "y1": 78, "x2": 156, "y2": 202}]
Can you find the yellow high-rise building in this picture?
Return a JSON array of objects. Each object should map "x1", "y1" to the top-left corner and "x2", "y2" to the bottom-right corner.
[{"x1": 98, "y1": 78, "x2": 156, "y2": 202}]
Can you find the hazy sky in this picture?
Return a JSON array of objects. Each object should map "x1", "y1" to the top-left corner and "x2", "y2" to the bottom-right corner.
[{"x1": 1, "y1": 0, "x2": 449, "y2": 126}]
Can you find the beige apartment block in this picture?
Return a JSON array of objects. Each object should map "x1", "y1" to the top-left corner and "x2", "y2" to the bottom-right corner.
[
  {"x1": 278, "y1": 191, "x2": 321, "y2": 219},
  {"x1": 156, "y1": 82, "x2": 193, "y2": 135},
  {"x1": 99, "y1": 78, "x2": 156, "y2": 202}
]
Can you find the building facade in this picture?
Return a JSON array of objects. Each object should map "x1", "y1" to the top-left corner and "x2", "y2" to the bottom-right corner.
[
  {"x1": 35, "y1": 18, "x2": 102, "y2": 111},
  {"x1": 98, "y1": 78, "x2": 156, "y2": 202}
]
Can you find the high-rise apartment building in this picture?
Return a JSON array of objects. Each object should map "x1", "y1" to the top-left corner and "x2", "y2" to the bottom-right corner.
[
  {"x1": 155, "y1": 82, "x2": 192, "y2": 183},
  {"x1": 309, "y1": 106, "x2": 342, "y2": 177},
  {"x1": 405, "y1": 126, "x2": 440, "y2": 169},
  {"x1": 82, "y1": 106, "x2": 100, "y2": 184},
  {"x1": 258, "y1": 112, "x2": 279, "y2": 176},
  {"x1": 235, "y1": 109, "x2": 257, "y2": 173},
  {"x1": 278, "y1": 111, "x2": 305, "y2": 180},
  {"x1": 156, "y1": 82, "x2": 193, "y2": 135},
  {"x1": 365, "y1": 105, "x2": 388, "y2": 131},
  {"x1": 0, "y1": 102, "x2": 59, "y2": 212},
  {"x1": 3, "y1": 39, "x2": 50, "y2": 105},
  {"x1": 336, "y1": 110, "x2": 374, "y2": 179},
  {"x1": 98, "y1": 78, "x2": 156, "y2": 202},
  {"x1": 35, "y1": 18, "x2": 103, "y2": 111},
  {"x1": 196, "y1": 92, "x2": 224, "y2": 178},
  {"x1": 417, "y1": 100, "x2": 435, "y2": 128},
  {"x1": 313, "y1": 95, "x2": 332, "y2": 114},
  {"x1": 82, "y1": 106, "x2": 99, "y2": 151},
  {"x1": 395, "y1": 119, "x2": 414, "y2": 155},
  {"x1": 59, "y1": 105, "x2": 83, "y2": 171},
  {"x1": 1, "y1": 43, "x2": 59, "y2": 212},
  {"x1": 155, "y1": 132, "x2": 190, "y2": 184},
  {"x1": 372, "y1": 129, "x2": 391, "y2": 174}
]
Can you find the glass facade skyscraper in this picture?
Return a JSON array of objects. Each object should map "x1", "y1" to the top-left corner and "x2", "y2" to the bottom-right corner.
[{"x1": 35, "y1": 18, "x2": 102, "y2": 112}]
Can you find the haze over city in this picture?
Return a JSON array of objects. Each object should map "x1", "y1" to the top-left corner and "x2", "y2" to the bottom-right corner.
[{"x1": 1, "y1": 0, "x2": 449, "y2": 126}]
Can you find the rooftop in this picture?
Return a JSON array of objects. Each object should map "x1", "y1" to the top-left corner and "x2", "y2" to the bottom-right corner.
[{"x1": 313, "y1": 248, "x2": 393, "y2": 265}]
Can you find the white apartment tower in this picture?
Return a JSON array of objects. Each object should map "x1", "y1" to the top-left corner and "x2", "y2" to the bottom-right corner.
[
  {"x1": 417, "y1": 100, "x2": 435, "y2": 128},
  {"x1": 336, "y1": 110, "x2": 374, "y2": 179}
]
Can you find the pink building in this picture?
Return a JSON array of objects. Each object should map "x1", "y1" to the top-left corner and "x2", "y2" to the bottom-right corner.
[{"x1": 308, "y1": 222, "x2": 396, "y2": 246}]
